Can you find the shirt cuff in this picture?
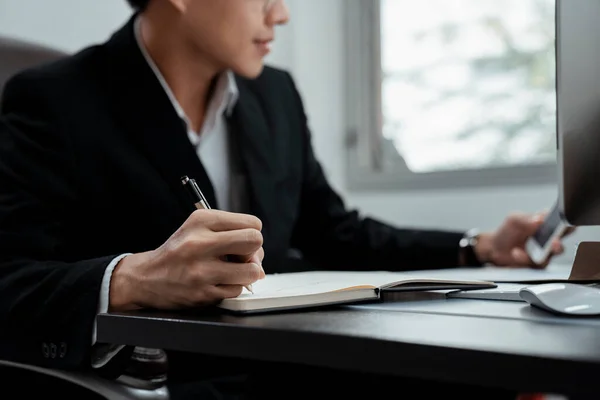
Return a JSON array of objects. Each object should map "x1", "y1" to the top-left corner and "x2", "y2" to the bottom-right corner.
[{"x1": 90, "y1": 253, "x2": 131, "y2": 368}]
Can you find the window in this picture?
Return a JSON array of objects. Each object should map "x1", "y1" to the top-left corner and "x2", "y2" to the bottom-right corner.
[{"x1": 345, "y1": 0, "x2": 558, "y2": 190}]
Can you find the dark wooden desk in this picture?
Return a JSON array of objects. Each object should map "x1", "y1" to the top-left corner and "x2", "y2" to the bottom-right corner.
[{"x1": 97, "y1": 292, "x2": 600, "y2": 397}]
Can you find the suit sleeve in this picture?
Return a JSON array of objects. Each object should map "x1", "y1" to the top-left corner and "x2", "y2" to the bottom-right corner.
[
  {"x1": 0, "y1": 75, "x2": 118, "y2": 370},
  {"x1": 285, "y1": 73, "x2": 468, "y2": 271}
]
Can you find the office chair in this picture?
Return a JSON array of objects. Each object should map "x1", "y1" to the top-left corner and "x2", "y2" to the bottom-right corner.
[
  {"x1": 0, "y1": 35, "x2": 169, "y2": 399},
  {"x1": 0, "y1": 360, "x2": 169, "y2": 399},
  {"x1": 0, "y1": 36, "x2": 66, "y2": 103}
]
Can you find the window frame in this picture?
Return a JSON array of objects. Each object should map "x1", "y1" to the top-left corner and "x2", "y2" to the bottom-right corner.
[{"x1": 343, "y1": 0, "x2": 558, "y2": 192}]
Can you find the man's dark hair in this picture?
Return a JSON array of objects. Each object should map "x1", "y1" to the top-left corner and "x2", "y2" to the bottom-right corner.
[{"x1": 126, "y1": 0, "x2": 150, "y2": 11}]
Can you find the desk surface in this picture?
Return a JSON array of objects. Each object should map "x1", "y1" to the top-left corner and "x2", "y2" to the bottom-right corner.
[{"x1": 97, "y1": 266, "x2": 596, "y2": 396}]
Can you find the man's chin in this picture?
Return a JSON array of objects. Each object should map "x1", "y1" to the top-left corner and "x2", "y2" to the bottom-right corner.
[{"x1": 233, "y1": 62, "x2": 266, "y2": 79}]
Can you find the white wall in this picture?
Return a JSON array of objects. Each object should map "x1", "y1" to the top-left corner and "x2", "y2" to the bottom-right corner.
[
  {"x1": 1, "y1": 0, "x2": 597, "y2": 265},
  {"x1": 0, "y1": 0, "x2": 132, "y2": 53}
]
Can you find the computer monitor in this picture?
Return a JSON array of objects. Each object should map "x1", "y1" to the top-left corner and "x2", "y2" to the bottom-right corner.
[{"x1": 557, "y1": 0, "x2": 600, "y2": 226}]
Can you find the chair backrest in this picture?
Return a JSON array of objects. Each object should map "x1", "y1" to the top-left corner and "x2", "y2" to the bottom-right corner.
[{"x1": 0, "y1": 36, "x2": 66, "y2": 103}]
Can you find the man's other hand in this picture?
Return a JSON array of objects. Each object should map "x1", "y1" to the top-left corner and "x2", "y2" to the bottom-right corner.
[{"x1": 475, "y1": 212, "x2": 574, "y2": 269}]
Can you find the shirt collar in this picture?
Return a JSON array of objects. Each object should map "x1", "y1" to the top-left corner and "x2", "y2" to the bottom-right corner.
[{"x1": 133, "y1": 16, "x2": 239, "y2": 124}]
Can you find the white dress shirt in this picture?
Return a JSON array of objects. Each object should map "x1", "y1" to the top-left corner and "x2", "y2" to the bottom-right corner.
[{"x1": 91, "y1": 16, "x2": 240, "y2": 367}]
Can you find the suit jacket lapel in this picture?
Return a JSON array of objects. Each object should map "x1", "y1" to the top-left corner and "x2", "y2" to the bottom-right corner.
[
  {"x1": 229, "y1": 78, "x2": 278, "y2": 235},
  {"x1": 103, "y1": 17, "x2": 217, "y2": 214}
]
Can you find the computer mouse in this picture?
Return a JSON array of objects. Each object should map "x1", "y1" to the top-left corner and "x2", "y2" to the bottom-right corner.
[{"x1": 519, "y1": 283, "x2": 600, "y2": 316}]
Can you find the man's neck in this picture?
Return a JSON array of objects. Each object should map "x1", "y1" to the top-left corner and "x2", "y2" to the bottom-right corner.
[{"x1": 139, "y1": 11, "x2": 221, "y2": 133}]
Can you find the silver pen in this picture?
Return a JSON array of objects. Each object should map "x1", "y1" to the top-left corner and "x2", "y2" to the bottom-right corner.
[{"x1": 181, "y1": 176, "x2": 254, "y2": 294}]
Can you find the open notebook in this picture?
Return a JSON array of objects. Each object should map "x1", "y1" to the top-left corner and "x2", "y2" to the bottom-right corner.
[{"x1": 218, "y1": 270, "x2": 496, "y2": 313}]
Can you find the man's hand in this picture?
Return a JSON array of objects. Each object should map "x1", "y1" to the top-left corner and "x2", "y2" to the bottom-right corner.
[
  {"x1": 474, "y1": 212, "x2": 573, "y2": 269},
  {"x1": 108, "y1": 209, "x2": 265, "y2": 312}
]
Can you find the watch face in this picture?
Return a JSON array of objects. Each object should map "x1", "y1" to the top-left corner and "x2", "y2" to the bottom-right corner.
[
  {"x1": 460, "y1": 230, "x2": 479, "y2": 248},
  {"x1": 469, "y1": 235, "x2": 479, "y2": 247}
]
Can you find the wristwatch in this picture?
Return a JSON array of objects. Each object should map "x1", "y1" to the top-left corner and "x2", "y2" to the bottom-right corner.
[{"x1": 459, "y1": 228, "x2": 482, "y2": 267}]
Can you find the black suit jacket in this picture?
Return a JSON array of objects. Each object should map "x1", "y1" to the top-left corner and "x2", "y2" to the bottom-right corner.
[{"x1": 0, "y1": 18, "x2": 465, "y2": 370}]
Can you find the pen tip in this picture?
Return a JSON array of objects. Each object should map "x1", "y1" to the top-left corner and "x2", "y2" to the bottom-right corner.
[{"x1": 180, "y1": 176, "x2": 189, "y2": 184}]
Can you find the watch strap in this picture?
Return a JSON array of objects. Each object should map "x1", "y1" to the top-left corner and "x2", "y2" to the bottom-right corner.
[{"x1": 459, "y1": 228, "x2": 483, "y2": 267}]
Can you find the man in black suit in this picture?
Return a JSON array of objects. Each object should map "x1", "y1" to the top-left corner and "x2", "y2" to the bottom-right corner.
[{"x1": 0, "y1": 0, "x2": 565, "y2": 398}]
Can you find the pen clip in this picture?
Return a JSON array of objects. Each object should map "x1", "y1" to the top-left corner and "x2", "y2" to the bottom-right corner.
[{"x1": 190, "y1": 179, "x2": 211, "y2": 209}]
